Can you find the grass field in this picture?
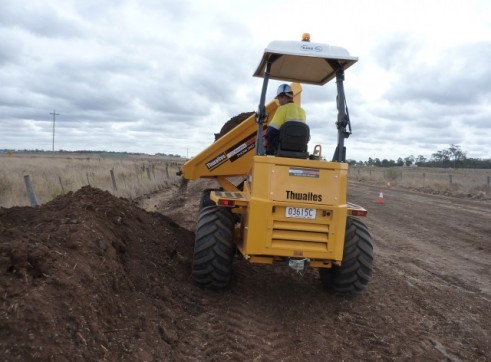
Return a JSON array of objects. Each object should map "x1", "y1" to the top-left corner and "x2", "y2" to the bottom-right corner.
[
  {"x1": 351, "y1": 166, "x2": 491, "y2": 198},
  {"x1": 0, "y1": 152, "x2": 185, "y2": 207},
  {"x1": 1, "y1": 153, "x2": 490, "y2": 207}
]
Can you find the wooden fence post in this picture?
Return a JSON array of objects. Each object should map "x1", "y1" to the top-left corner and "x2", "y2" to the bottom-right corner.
[
  {"x1": 58, "y1": 176, "x2": 65, "y2": 194},
  {"x1": 166, "y1": 165, "x2": 170, "y2": 178},
  {"x1": 23, "y1": 175, "x2": 39, "y2": 206},
  {"x1": 110, "y1": 169, "x2": 118, "y2": 191},
  {"x1": 146, "y1": 167, "x2": 152, "y2": 180},
  {"x1": 86, "y1": 172, "x2": 91, "y2": 185},
  {"x1": 449, "y1": 174, "x2": 453, "y2": 185}
]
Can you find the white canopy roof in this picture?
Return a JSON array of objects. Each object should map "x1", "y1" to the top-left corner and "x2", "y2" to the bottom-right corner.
[{"x1": 253, "y1": 40, "x2": 358, "y2": 85}]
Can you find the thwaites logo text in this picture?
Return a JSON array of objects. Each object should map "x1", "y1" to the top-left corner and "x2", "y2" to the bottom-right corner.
[
  {"x1": 205, "y1": 128, "x2": 265, "y2": 171},
  {"x1": 286, "y1": 190, "x2": 322, "y2": 202},
  {"x1": 206, "y1": 154, "x2": 227, "y2": 170}
]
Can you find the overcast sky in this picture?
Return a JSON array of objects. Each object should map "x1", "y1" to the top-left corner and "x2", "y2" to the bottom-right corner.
[{"x1": 1, "y1": 0, "x2": 490, "y2": 161}]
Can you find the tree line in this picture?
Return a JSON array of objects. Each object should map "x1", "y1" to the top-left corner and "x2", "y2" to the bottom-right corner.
[
  {"x1": 0, "y1": 149, "x2": 184, "y2": 158},
  {"x1": 349, "y1": 144, "x2": 491, "y2": 169}
]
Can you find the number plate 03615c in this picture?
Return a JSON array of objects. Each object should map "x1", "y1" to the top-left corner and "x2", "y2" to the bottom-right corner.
[{"x1": 285, "y1": 207, "x2": 316, "y2": 219}]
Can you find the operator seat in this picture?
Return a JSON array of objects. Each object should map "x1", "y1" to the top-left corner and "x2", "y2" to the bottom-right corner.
[{"x1": 276, "y1": 121, "x2": 310, "y2": 159}]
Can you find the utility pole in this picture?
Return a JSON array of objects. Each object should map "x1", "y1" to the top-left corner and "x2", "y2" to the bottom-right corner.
[{"x1": 50, "y1": 110, "x2": 60, "y2": 152}]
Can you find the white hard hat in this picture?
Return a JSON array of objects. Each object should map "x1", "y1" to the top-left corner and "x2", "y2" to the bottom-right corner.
[{"x1": 276, "y1": 84, "x2": 293, "y2": 99}]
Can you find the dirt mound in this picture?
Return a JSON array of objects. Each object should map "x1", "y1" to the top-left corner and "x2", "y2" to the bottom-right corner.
[
  {"x1": 214, "y1": 111, "x2": 255, "y2": 140},
  {"x1": 0, "y1": 186, "x2": 196, "y2": 361},
  {"x1": 1, "y1": 182, "x2": 490, "y2": 361}
]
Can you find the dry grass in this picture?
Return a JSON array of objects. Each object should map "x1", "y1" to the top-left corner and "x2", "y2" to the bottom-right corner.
[
  {"x1": 2, "y1": 155, "x2": 490, "y2": 207},
  {"x1": 0, "y1": 153, "x2": 185, "y2": 207},
  {"x1": 350, "y1": 166, "x2": 491, "y2": 199}
]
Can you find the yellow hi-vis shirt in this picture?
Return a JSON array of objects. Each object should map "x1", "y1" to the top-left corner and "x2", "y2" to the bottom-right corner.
[{"x1": 269, "y1": 103, "x2": 306, "y2": 130}]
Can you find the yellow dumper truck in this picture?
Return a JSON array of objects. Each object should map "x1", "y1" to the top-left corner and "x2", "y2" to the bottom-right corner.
[{"x1": 179, "y1": 34, "x2": 373, "y2": 295}]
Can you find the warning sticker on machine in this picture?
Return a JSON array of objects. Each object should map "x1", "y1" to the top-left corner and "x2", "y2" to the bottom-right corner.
[
  {"x1": 205, "y1": 131, "x2": 258, "y2": 171},
  {"x1": 289, "y1": 167, "x2": 320, "y2": 178},
  {"x1": 226, "y1": 132, "x2": 257, "y2": 162}
]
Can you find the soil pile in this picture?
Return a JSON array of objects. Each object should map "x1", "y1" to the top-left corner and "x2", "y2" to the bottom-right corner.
[
  {"x1": 0, "y1": 186, "x2": 196, "y2": 361},
  {"x1": 1, "y1": 182, "x2": 490, "y2": 361}
]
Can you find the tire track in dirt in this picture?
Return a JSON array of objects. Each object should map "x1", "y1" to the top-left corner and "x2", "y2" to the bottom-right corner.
[
  {"x1": 347, "y1": 181, "x2": 491, "y2": 360},
  {"x1": 348, "y1": 181, "x2": 491, "y2": 295},
  {"x1": 137, "y1": 178, "x2": 490, "y2": 360},
  {"x1": 222, "y1": 262, "x2": 301, "y2": 361},
  {"x1": 175, "y1": 261, "x2": 317, "y2": 361}
]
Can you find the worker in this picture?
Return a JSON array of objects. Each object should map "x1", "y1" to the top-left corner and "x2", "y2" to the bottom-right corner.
[{"x1": 264, "y1": 83, "x2": 306, "y2": 155}]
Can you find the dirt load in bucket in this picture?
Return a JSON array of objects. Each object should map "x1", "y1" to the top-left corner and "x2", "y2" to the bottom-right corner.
[{"x1": 214, "y1": 111, "x2": 255, "y2": 140}]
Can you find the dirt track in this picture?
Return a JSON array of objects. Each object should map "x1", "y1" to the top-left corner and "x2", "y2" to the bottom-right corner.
[
  {"x1": 140, "y1": 179, "x2": 491, "y2": 361},
  {"x1": 1, "y1": 179, "x2": 490, "y2": 361}
]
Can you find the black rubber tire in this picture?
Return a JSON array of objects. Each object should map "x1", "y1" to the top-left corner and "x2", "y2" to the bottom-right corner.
[
  {"x1": 199, "y1": 188, "x2": 219, "y2": 210},
  {"x1": 192, "y1": 205, "x2": 235, "y2": 289},
  {"x1": 319, "y1": 217, "x2": 374, "y2": 296}
]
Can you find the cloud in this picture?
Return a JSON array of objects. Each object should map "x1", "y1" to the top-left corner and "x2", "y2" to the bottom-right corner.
[
  {"x1": 0, "y1": 1, "x2": 85, "y2": 39},
  {"x1": 386, "y1": 42, "x2": 491, "y2": 106},
  {"x1": 0, "y1": 0, "x2": 490, "y2": 161}
]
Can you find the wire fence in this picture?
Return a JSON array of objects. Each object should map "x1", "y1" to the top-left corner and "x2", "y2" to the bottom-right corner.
[
  {"x1": 349, "y1": 167, "x2": 491, "y2": 195},
  {"x1": 0, "y1": 155, "x2": 185, "y2": 207}
]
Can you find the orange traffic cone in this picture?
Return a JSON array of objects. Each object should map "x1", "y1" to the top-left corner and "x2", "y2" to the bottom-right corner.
[{"x1": 378, "y1": 191, "x2": 384, "y2": 204}]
